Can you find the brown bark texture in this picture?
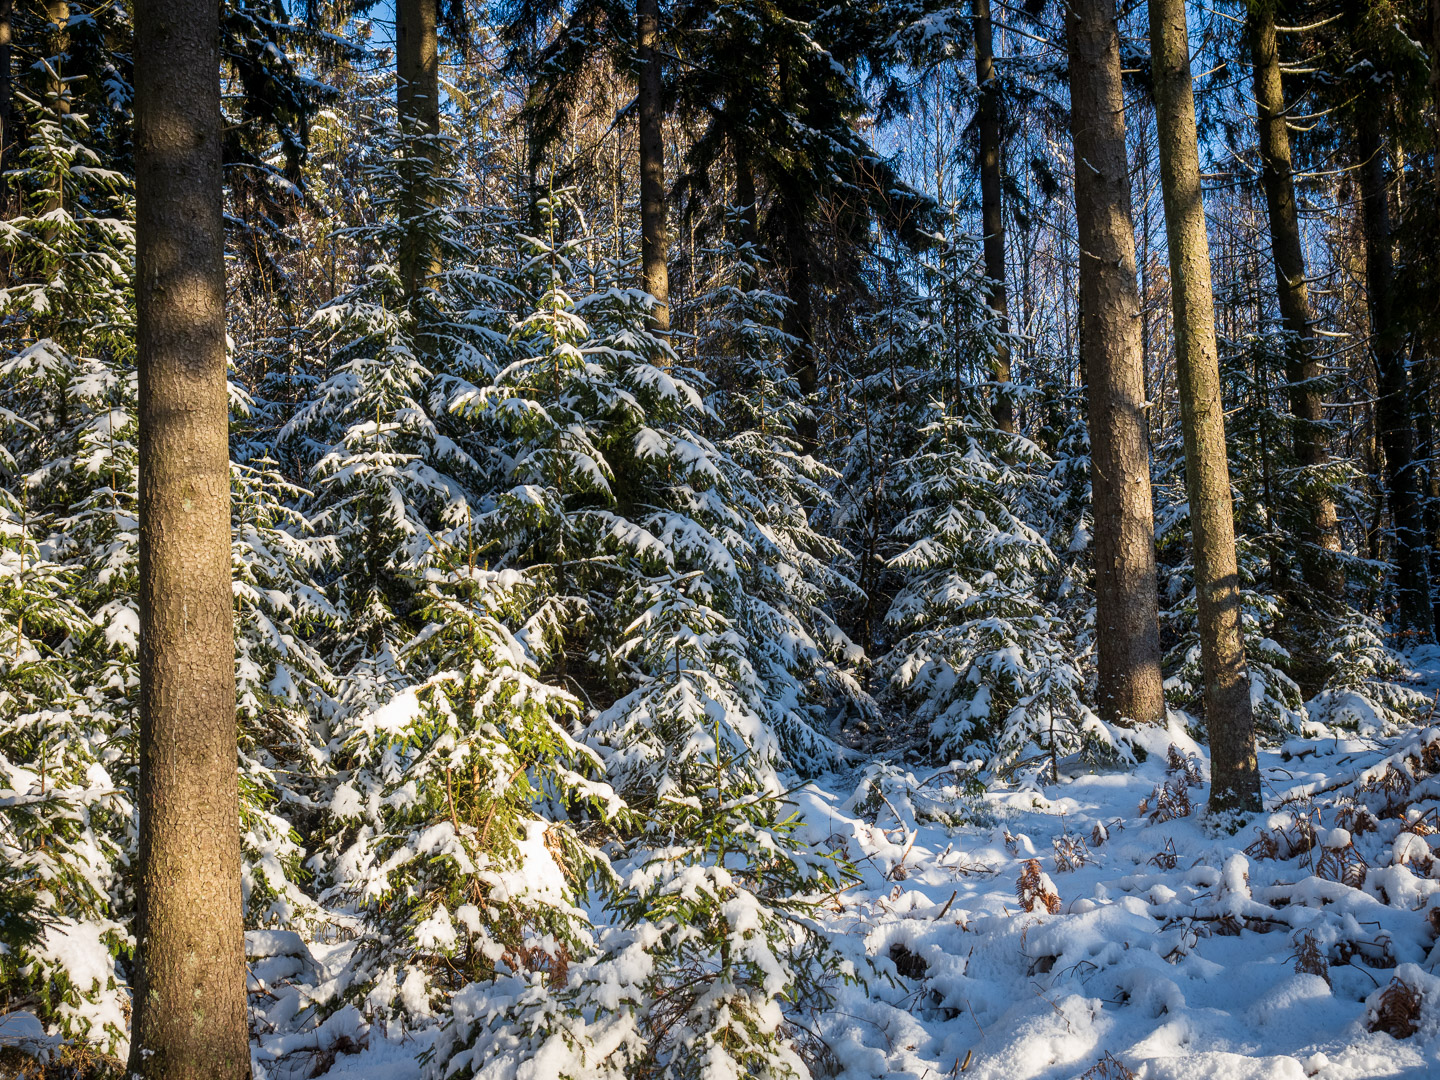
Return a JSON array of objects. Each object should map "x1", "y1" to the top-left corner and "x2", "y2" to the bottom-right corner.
[
  {"x1": 1150, "y1": 0, "x2": 1260, "y2": 813},
  {"x1": 397, "y1": 0, "x2": 440, "y2": 299},
  {"x1": 1357, "y1": 108, "x2": 1435, "y2": 642},
  {"x1": 1249, "y1": 3, "x2": 1343, "y2": 595},
  {"x1": 973, "y1": 0, "x2": 1013, "y2": 433},
  {"x1": 0, "y1": 0, "x2": 11, "y2": 224},
  {"x1": 1065, "y1": 0, "x2": 1165, "y2": 725},
  {"x1": 128, "y1": 0, "x2": 250, "y2": 1074},
  {"x1": 638, "y1": 0, "x2": 670, "y2": 334},
  {"x1": 1411, "y1": 353, "x2": 1440, "y2": 630},
  {"x1": 781, "y1": 198, "x2": 818, "y2": 448}
]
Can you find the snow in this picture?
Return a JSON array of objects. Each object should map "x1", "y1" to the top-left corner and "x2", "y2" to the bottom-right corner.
[{"x1": 218, "y1": 711, "x2": 1439, "y2": 1079}]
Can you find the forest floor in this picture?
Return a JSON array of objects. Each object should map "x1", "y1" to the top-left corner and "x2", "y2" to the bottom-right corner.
[{"x1": 253, "y1": 654, "x2": 1440, "y2": 1080}]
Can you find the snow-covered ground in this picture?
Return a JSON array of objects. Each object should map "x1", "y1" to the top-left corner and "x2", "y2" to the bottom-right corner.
[
  {"x1": 797, "y1": 718, "x2": 1440, "y2": 1080},
  {"x1": 249, "y1": 702, "x2": 1440, "y2": 1080},
  {"x1": 15, "y1": 652, "x2": 1380, "y2": 1078}
]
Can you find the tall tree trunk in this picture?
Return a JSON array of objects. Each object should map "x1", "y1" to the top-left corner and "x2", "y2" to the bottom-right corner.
[
  {"x1": 637, "y1": 0, "x2": 670, "y2": 334},
  {"x1": 1150, "y1": 0, "x2": 1260, "y2": 813},
  {"x1": 0, "y1": 0, "x2": 12, "y2": 220},
  {"x1": 128, "y1": 0, "x2": 249, "y2": 1074},
  {"x1": 1411, "y1": 350, "x2": 1440, "y2": 629},
  {"x1": 1249, "y1": 4, "x2": 1342, "y2": 599},
  {"x1": 781, "y1": 195, "x2": 818, "y2": 448},
  {"x1": 1065, "y1": 0, "x2": 1164, "y2": 725},
  {"x1": 973, "y1": 0, "x2": 1013, "y2": 433},
  {"x1": 396, "y1": 0, "x2": 439, "y2": 300},
  {"x1": 1358, "y1": 108, "x2": 1435, "y2": 642},
  {"x1": 1431, "y1": 0, "x2": 1439, "y2": 196}
]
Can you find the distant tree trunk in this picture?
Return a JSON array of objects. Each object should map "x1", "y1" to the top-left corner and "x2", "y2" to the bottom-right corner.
[
  {"x1": 1150, "y1": 0, "x2": 1260, "y2": 813},
  {"x1": 1064, "y1": 0, "x2": 1164, "y2": 725},
  {"x1": 637, "y1": 0, "x2": 670, "y2": 334},
  {"x1": 973, "y1": 0, "x2": 1013, "y2": 433},
  {"x1": 45, "y1": 0, "x2": 67, "y2": 109},
  {"x1": 1411, "y1": 350, "x2": 1440, "y2": 628},
  {"x1": 1431, "y1": 0, "x2": 1440, "y2": 196},
  {"x1": 127, "y1": 0, "x2": 249, "y2": 1073},
  {"x1": 780, "y1": 195, "x2": 818, "y2": 448},
  {"x1": 0, "y1": 0, "x2": 12, "y2": 219},
  {"x1": 1357, "y1": 107, "x2": 1435, "y2": 642},
  {"x1": 396, "y1": 0, "x2": 439, "y2": 300},
  {"x1": 1249, "y1": 4, "x2": 1342, "y2": 598},
  {"x1": 734, "y1": 149, "x2": 759, "y2": 294}
]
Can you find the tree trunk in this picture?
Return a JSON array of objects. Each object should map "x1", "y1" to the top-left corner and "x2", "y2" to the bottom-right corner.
[
  {"x1": 1411, "y1": 351, "x2": 1440, "y2": 629},
  {"x1": 0, "y1": 0, "x2": 12, "y2": 220},
  {"x1": 1431, "y1": 0, "x2": 1439, "y2": 197},
  {"x1": 128, "y1": 0, "x2": 249, "y2": 1074},
  {"x1": 45, "y1": 0, "x2": 67, "y2": 113},
  {"x1": 781, "y1": 196, "x2": 818, "y2": 448},
  {"x1": 637, "y1": 0, "x2": 670, "y2": 334},
  {"x1": 1249, "y1": 4, "x2": 1342, "y2": 598},
  {"x1": 396, "y1": 0, "x2": 439, "y2": 300},
  {"x1": 1150, "y1": 0, "x2": 1260, "y2": 813},
  {"x1": 973, "y1": 0, "x2": 1013, "y2": 433},
  {"x1": 1065, "y1": 0, "x2": 1164, "y2": 725},
  {"x1": 1357, "y1": 107, "x2": 1435, "y2": 642}
]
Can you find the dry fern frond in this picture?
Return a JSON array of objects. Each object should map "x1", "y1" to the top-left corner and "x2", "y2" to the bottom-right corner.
[
  {"x1": 1017, "y1": 858, "x2": 1061, "y2": 914},
  {"x1": 1292, "y1": 930, "x2": 1331, "y2": 986},
  {"x1": 1166, "y1": 744, "x2": 1203, "y2": 786},
  {"x1": 1149, "y1": 838, "x2": 1179, "y2": 870},
  {"x1": 1245, "y1": 818, "x2": 1316, "y2": 861},
  {"x1": 1360, "y1": 764, "x2": 1413, "y2": 809},
  {"x1": 1368, "y1": 977, "x2": 1423, "y2": 1038},
  {"x1": 1335, "y1": 799, "x2": 1378, "y2": 836},
  {"x1": 1146, "y1": 780, "x2": 1193, "y2": 823},
  {"x1": 1316, "y1": 835, "x2": 1368, "y2": 889},
  {"x1": 1401, "y1": 807, "x2": 1440, "y2": 837},
  {"x1": 1053, "y1": 832, "x2": 1091, "y2": 873},
  {"x1": 1080, "y1": 1051, "x2": 1139, "y2": 1079}
]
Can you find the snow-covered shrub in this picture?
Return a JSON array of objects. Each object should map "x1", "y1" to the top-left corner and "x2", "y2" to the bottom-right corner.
[
  {"x1": 0, "y1": 88, "x2": 139, "y2": 1055},
  {"x1": 879, "y1": 394, "x2": 1097, "y2": 767}
]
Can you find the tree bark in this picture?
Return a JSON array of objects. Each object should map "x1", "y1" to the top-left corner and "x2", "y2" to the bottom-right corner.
[
  {"x1": 781, "y1": 196, "x2": 818, "y2": 448},
  {"x1": 1411, "y1": 351, "x2": 1440, "y2": 629},
  {"x1": 45, "y1": 0, "x2": 67, "y2": 113},
  {"x1": 1357, "y1": 108, "x2": 1435, "y2": 642},
  {"x1": 974, "y1": 0, "x2": 1013, "y2": 433},
  {"x1": 1431, "y1": 0, "x2": 1439, "y2": 197},
  {"x1": 1150, "y1": 0, "x2": 1260, "y2": 813},
  {"x1": 128, "y1": 0, "x2": 249, "y2": 1074},
  {"x1": 396, "y1": 0, "x2": 440, "y2": 300},
  {"x1": 1249, "y1": 3, "x2": 1342, "y2": 598},
  {"x1": 1065, "y1": 0, "x2": 1164, "y2": 725},
  {"x1": 0, "y1": 0, "x2": 12, "y2": 220},
  {"x1": 637, "y1": 0, "x2": 670, "y2": 334}
]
